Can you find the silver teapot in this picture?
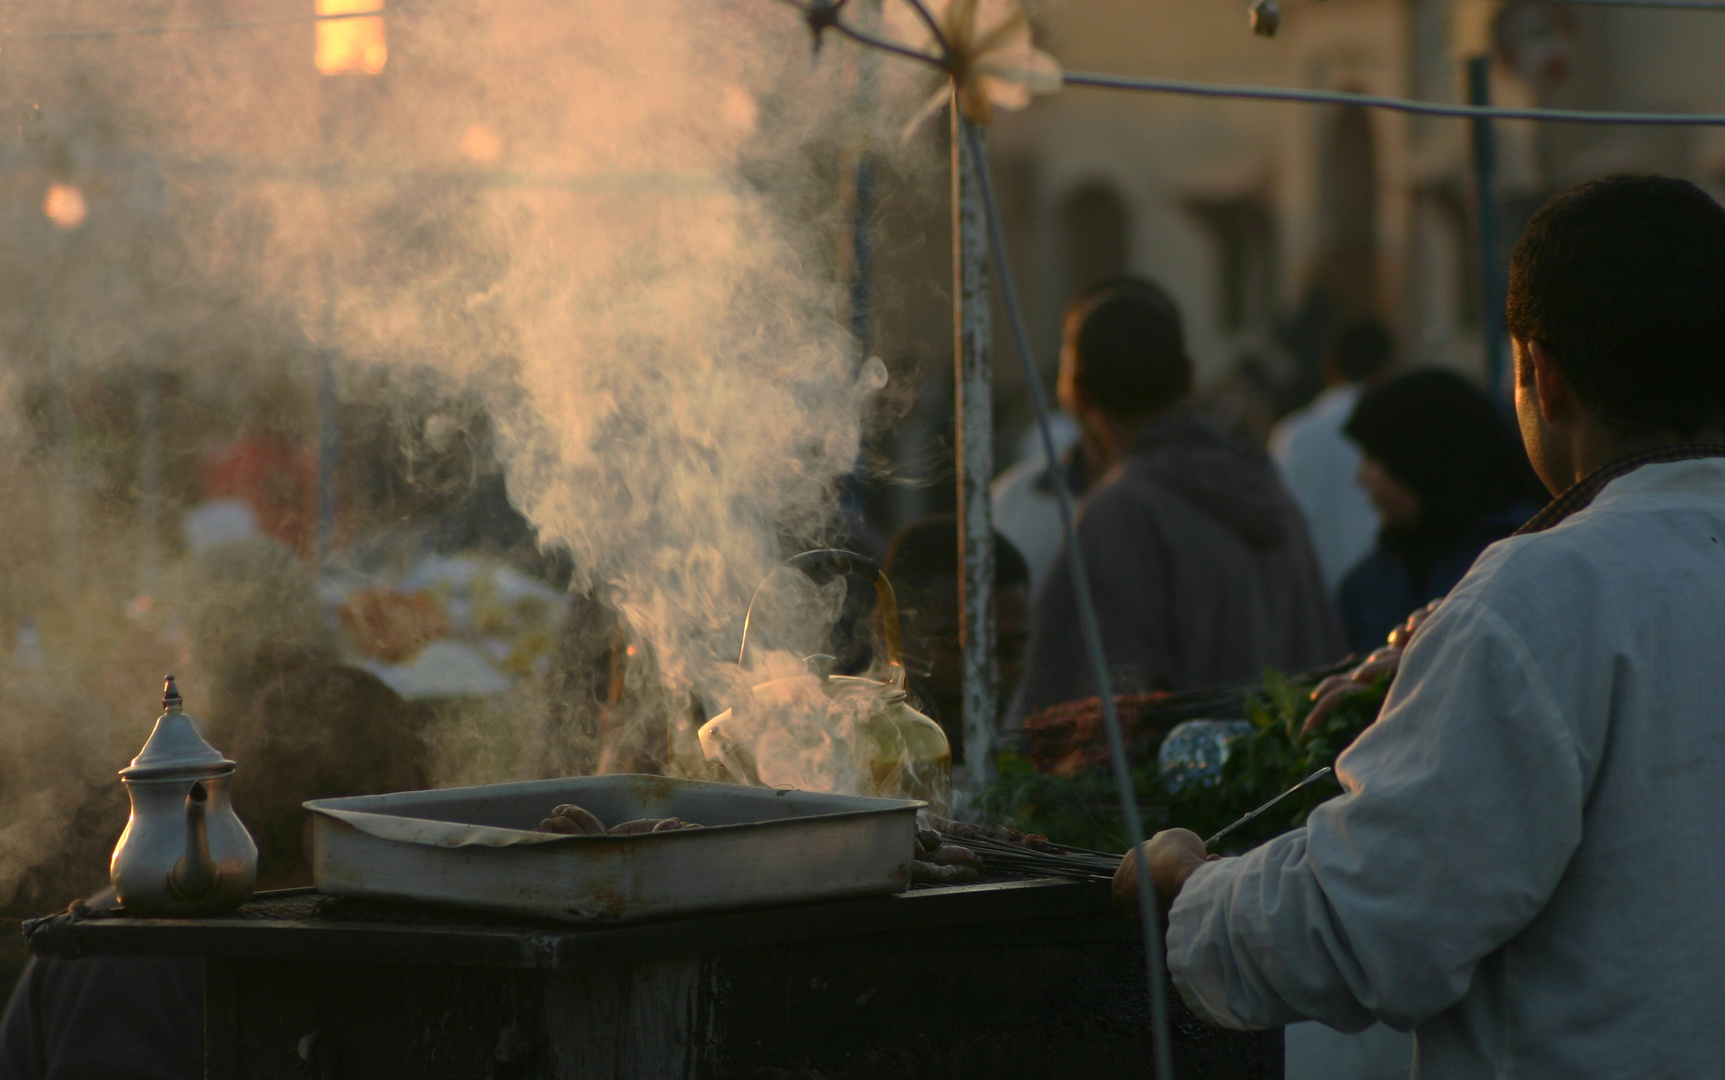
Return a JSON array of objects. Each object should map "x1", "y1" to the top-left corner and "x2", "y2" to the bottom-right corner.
[{"x1": 110, "y1": 676, "x2": 258, "y2": 916}]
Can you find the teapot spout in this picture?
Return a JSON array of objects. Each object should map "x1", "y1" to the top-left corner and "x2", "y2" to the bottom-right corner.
[{"x1": 169, "y1": 782, "x2": 220, "y2": 902}]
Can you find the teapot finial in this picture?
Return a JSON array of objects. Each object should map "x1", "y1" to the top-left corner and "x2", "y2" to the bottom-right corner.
[{"x1": 122, "y1": 678, "x2": 232, "y2": 780}]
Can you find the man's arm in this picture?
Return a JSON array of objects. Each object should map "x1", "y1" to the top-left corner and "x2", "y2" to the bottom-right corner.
[{"x1": 1160, "y1": 595, "x2": 1589, "y2": 1033}]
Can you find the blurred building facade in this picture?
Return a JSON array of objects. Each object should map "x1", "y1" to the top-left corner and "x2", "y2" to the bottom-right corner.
[{"x1": 865, "y1": 0, "x2": 1725, "y2": 526}]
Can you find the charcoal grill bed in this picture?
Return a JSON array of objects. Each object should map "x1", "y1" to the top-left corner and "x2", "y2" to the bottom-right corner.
[{"x1": 26, "y1": 878, "x2": 1281, "y2": 1079}]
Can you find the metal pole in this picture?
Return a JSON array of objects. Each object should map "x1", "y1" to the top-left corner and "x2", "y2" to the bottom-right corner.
[
  {"x1": 849, "y1": 157, "x2": 877, "y2": 351},
  {"x1": 1469, "y1": 56, "x2": 1510, "y2": 401},
  {"x1": 138, "y1": 363, "x2": 161, "y2": 595},
  {"x1": 317, "y1": 350, "x2": 338, "y2": 565},
  {"x1": 847, "y1": 0, "x2": 879, "y2": 355},
  {"x1": 959, "y1": 120, "x2": 1175, "y2": 1080},
  {"x1": 834, "y1": 1, "x2": 879, "y2": 528},
  {"x1": 316, "y1": 255, "x2": 338, "y2": 567},
  {"x1": 952, "y1": 98, "x2": 996, "y2": 793},
  {"x1": 51, "y1": 344, "x2": 77, "y2": 590}
]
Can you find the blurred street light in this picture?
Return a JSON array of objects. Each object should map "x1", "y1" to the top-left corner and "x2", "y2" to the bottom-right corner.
[
  {"x1": 315, "y1": 0, "x2": 387, "y2": 75},
  {"x1": 459, "y1": 122, "x2": 502, "y2": 164},
  {"x1": 43, "y1": 183, "x2": 87, "y2": 229}
]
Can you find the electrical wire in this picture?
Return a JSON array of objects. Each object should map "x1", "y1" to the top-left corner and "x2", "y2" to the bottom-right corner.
[
  {"x1": 770, "y1": 0, "x2": 1725, "y2": 129},
  {"x1": 1063, "y1": 71, "x2": 1725, "y2": 125},
  {"x1": 960, "y1": 113, "x2": 1175, "y2": 1080},
  {"x1": 1534, "y1": 0, "x2": 1725, "y2": 11},
  {"x1": 6, "y1": 8, "x2": 385, "y2": 44}
]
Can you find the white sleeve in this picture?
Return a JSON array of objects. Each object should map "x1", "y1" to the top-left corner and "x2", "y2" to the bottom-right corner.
[{"x1": 1165, "y1": 595, "x2": 1588, "y2": 1032}]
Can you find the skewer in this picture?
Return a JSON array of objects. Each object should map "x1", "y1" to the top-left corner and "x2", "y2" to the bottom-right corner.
[
  {"x1": 933, "y1": 830, "x2": 1123, "y2": 880},
  {"x1": 933, "y1": 766, "x2": 1340, "y2": 880},
  {"x1": 1203, "y1": 767, "x2": 1335, "y2": 850}
]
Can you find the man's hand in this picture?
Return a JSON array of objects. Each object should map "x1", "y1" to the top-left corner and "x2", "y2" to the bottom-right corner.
[
  {"x1": 1114, "y1": 829, "x2": 1216, "y2": 913},
  {"x1": 1301, "y1": 600, "x2": 1442, "y2": 735}
]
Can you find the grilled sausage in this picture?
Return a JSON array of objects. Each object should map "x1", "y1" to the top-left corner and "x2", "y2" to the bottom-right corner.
[
  {"x1": 549, "y1": 805, "x2": 607, "y2": 835},
  {"x1": 928, "y1": 843, "x2": 984, "y2": 872},
  {"x1": 911, "y1": 860, "x2": 982, "y2": 885},
  {"x1": 607, "y1": 818, "x2": 669, "y2": 835},
  {"x1": 538, "y1": 815, "x2": 584, "y2": 834}
]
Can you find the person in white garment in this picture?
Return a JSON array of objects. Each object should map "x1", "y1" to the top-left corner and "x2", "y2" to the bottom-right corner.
[
  {"x1": 990, "y1": 413, "x2": 1079, "y2": 592},
  {"x1": 1116, "y1": 174, "x2": 1725, "y2": 1078},
  {"x1": 1268, "y1": 319, "x2": 1395, "y2": 594}
]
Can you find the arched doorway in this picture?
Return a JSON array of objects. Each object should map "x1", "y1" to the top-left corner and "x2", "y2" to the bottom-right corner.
[{"x1": 1316, "y1": 103, "x2": 1380, "y2": 316}]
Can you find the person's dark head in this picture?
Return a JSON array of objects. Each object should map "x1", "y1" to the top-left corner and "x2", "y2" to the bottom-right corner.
[
  {"x1": 1344, "y1": 369, "x2": 1542, "y2": 557},
  {"x1": 1057, "y1": 277, "x2": 1192, "y2": 429},
  {"x1": 225, "y1": 660, "x2": 431, "y2": 888},
  {"x1": 1507, "y1": 175, "x2": 1725, "y2": 487},
  {"x1": 1327, "y1": 318, "x2": 1395, "y2": 385},
  {"x1": 883, "y1": 515, "x2": 1031, "y2": 760}
]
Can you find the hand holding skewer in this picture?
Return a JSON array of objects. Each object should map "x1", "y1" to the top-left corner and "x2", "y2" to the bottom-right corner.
[
  {"x1": 1113, "y1": 765, "x2": 1339, "y2": 913},
  {"x1": 1113, "y1": 830, "x2": 1215, "y2": 913}
]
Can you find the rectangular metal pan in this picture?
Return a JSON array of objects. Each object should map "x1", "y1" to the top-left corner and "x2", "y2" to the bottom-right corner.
[{"x1": 306, "y1": 774, "x2": 921, "y2": 923}]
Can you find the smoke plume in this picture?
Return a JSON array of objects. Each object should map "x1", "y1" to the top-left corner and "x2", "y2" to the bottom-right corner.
[{"x1": 0, "y1": 0, "x2": 931, "y2": 913}]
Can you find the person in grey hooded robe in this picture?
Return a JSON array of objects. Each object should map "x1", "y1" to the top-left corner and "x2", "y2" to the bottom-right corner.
[{"x1": 1009, "y1": 280, "x2": 1346, "y2": 720}]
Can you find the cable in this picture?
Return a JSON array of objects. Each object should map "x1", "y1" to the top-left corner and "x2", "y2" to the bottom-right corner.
[
  {"x1": 960, "y1": 114, "x2": 1176, "y2": 1080},
  {"x1": 7, "y1": 8, "x2": 385, "y2": 44},
  {"x1": 1063, "y1": 71, "x2": 1725, "y2": 125},
  {"x1": 1535, "y1": 0, "x2": 1725, "y2": 10},
  {"x1": 772, "y1": 0, "x2": 1725, "y2": 129}
]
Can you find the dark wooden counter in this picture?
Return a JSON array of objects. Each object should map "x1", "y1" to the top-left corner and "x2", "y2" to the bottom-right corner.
[{"x1": 26, "y1": 879, "x2": 1281, "y2": 1079}]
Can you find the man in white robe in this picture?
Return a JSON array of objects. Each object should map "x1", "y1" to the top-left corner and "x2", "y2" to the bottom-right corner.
[
  {"x1": 1269, "y1": 319, "x2": 1394, "y2": 594},
  {"x1": 1117, "y1": 175, "x2": 1725, "y2": 1077}
]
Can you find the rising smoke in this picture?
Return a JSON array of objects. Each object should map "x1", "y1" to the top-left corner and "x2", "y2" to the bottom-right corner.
[{"x1": 0, "y1": 0, "x2": 934, "y2": 916}]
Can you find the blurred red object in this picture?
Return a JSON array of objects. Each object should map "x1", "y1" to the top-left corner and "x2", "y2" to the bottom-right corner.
[
  {"x1": 338, "y1": 589, "x2": 448, "y2": 663},
  {"x1": 1020, "y1": 692, "x2": 1177, "y2": 779},
  {"x1": 202, "y1": 436, "x2": 318, "y2": 558}
]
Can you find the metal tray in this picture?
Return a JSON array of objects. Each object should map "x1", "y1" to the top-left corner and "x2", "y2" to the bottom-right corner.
[{"x1": 305, "y1": 775, "x2": 921, "y2": 923}]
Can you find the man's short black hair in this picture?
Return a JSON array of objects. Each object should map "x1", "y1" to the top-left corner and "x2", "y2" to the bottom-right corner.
[
  {"x1": 884, "y1": 514, "x2": 1030, "y2": 590},
  {"x1": 1071, "y1": 278, "x2": 1191, "y2": 420},
  {"x1": 1506, "y1": 175, "x2": 1725, "y2": 436},
  {"x1": 1329, "y1": 318, "x2": 1395, "y2": 383},
  {"x1": 1066, "y1": 274, "x2": 1159, "y2": 316}
]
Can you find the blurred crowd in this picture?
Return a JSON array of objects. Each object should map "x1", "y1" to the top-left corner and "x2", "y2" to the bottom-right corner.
[{"x1": 881, "y1": 275, "x2": 1544, "y2": 760}]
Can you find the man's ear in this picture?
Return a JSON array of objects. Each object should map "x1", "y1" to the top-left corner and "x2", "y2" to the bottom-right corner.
[
  {"x1": 1064, "y1": 376, "x2": 1093, "y2": 420},
  {"x1": 1528, "y1": 340, "x2": 1571, "y2": 426}
]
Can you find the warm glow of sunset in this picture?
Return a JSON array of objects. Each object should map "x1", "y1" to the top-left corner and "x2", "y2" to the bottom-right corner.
[{"x1": 316, "y1": 0, "x2": 388, "y2": 75}]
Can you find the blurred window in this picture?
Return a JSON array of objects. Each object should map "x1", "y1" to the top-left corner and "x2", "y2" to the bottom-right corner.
[
  {"x1": 1188, "y1": 197, "x2": 1278, "y2": 334},
  {"x1": 1059, "y1": 182, "x2": 1131, "y2": 297}
]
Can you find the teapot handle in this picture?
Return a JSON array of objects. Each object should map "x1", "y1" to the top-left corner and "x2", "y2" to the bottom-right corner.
[{"x1": 736, "y1": 549, "x2": 906, "y2": 685}]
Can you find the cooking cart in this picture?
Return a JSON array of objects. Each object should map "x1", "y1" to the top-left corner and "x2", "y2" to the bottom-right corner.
[{"x1": 26, "y1": 876, "x2": 1280, "y2": 1079}]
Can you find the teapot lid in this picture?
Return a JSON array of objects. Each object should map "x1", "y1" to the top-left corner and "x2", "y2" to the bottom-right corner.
[{"x1": 119, "y1": 676, "x2": 235, "y2": 781}]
